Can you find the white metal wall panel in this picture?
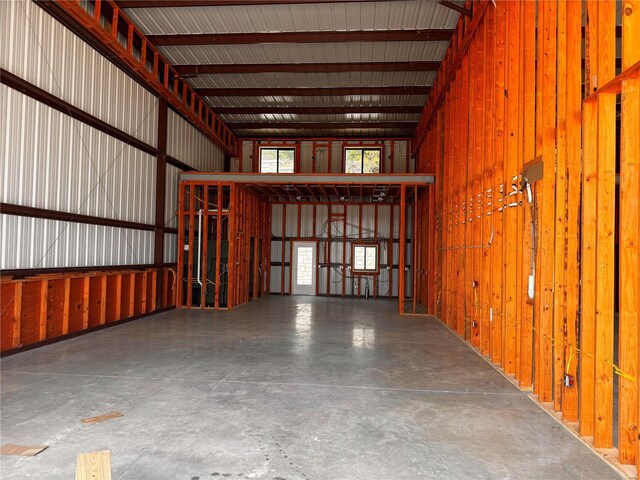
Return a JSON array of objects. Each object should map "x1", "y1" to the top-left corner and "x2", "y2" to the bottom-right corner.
[
  {"x1": 1, "y1": 214, "x2": 153, "y2": 269},
  {"x1": 271, "y1": 204, "x2": 283, "y2": 236},
  {"x1": 285, "y1": 206, "x2": 298, "y2": 237},
  {"x1": 1, "y1": 85, "x2": 156, "y2": 225},
  {"x1": 126, "y1": 1, "x2": 459, "y2": 35},
  {"x1": 0, "y1": 0, "x2": 158, "y2": 146},
  {"x1": 167, "y1": 109, "x2": 224, "y2": 171},
  {"x1": 299, "y1": 205, "x2": 314, "y2": 237},
  {"x1": 165, "y1": 164, "x2": 180, "y2": 228},
  {"x1": 300, "y1": 142, "x2": 313, "y2": 173},
  {"x1": 164, "y1": 233, "x2": 178, "y2": 263}
]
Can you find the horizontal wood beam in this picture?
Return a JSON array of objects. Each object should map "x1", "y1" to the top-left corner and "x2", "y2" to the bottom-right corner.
[
  {"x1": 229, "y1": 122, "x2": 418, "y2": 130},
  {"x1": 148, "y1": 30, "x2": 454, "y2": 46},
  {"x1": 216, "y1": 106, "x2": 423, "y2": 114},
  {"x1": 198, "y1": 86, "x2": 432, "y2": 96},
  {"x1": 175, "y1": 62, "x2": 440, "y2": 74},
  {"x1": 118, "y1": 0, "x2": 409, "y2": 6}
]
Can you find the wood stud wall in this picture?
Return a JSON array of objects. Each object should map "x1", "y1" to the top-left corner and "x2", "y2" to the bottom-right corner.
[
  {"x1": 176, "y1": 182, "x2": 270, "y2": 310},
  {"x1": 415, "y1": 0, "x2": 640, "y2": 472},
  {"x1": 0, "y1": 268, "x2": 176, "y2": 353}
]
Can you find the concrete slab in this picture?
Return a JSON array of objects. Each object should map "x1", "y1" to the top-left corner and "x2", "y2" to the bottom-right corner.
[{"x1": 0, "y1": 296, "x2": 622, "y2": 479}]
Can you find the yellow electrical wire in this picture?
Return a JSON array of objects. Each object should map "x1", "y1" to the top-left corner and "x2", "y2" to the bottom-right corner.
[{"x1": 532, "y1": 326, "x2": 633, "y2": 381}]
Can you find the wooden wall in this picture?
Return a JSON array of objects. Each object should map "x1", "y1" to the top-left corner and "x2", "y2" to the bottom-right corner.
[
  {"x1": 176, "y1": 182, "x2": 271, "y2": 310},
  {"x1": 414, "y1": 0, "x2": 640, "y2": 472},
  {"x1": 0, "y1": 267, "x2": 176, "y2": 354}
]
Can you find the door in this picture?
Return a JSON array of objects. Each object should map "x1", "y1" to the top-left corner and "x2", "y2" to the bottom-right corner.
[{"x1": 292, "y1": 241, "x2": 316, "y2": 295}]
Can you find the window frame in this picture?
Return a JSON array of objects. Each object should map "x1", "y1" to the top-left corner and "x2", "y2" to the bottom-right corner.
[
  {"x1": 259, "y1": 147, "x2": 297, "y2": 173},
  {"x1": 343, "y1": 147, "x2": 382, "y2": 174},
  {"x1": 351, "y1": 243, "x2": 380, "y2": 274}
]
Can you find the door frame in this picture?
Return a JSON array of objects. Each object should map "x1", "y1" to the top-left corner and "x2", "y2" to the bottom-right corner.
[{"x1": 291, "y1": 241, "x2": 317, "y2": 295}]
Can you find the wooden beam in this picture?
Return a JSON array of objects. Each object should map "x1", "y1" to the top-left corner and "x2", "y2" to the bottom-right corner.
[
  {"x1": 399, "y1": 184, "x2": 406, "y2": 313},
  {"x1": 176, "y1": 62, "x2": 440, "y2": 75},
  {"x1": 620, "y1": 0, "x2": 640, "y2": 465},
  {"x1": 147, "y1": 30, "x2": 454, "y2": 46},
  {"x1": 593, "y1": 0, "x2": 616, "y2": 450},
  {"x1": 561, "y1": 0, "x2": 582, "y2": 423},
  {"x1": 197, "y1": 86, "x2": 431, "y2": 97}
]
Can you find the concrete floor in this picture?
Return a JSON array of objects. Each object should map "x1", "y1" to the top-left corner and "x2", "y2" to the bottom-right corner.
[{"x1": 0, "y1": 296, "x2": 621, "y2": 480}]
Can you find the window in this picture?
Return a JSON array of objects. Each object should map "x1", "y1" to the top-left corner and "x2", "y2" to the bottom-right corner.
[
  {"x1": 260, "y1": 148, "x2": 295, "y2": 173},
  {"x1": 352, "y1": 244, "x2": 379, "y2": 273},
  {"x1": 344, "y1": 148, "x2": 381, "y2": 173}
]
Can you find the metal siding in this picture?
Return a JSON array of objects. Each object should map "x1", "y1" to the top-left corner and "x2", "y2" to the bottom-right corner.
[
  {"x1": 285, "y1": 206, "x2": 297, "y2": 238},
  {"x1": 240, "y1": 140, "x2": 252, "y2": 172},
  {"x1": 167, "y1": 109, "x2": 224, "y2": 171},
  {"x1": 0, "y1": 0, "x2": 158, "y2": 146},
  {"x1": 270, "y1": 266, "x2": 281, "y2": 293},
  {"x1": 165, "y1": 164, "x2": 180, "y2": 228},
  {"x1": 126, "y1": 1, "x2": 459, "y2": 35},
  {"x1": 189, "y1": 71, "x2": 436, "y2": 89},
  {"x1": 271, "y1": 204, "x2": 283, "y2": 236},
  {"x1": 1, "y1": 214, "x2": 153, "y2": 269},
  {"x1": 299, "y1": 205, "x2": 313, "y2": 237},
  {"x1": 346, "y1": 206, "x2": 359, "y2": 238},
  {"x1": 1, "y1": 85, "x2": 157, "y2": 225},
  {"x1": 300, "y1": 141, "x2": 313, "y2": 173},
  {"x1": 362, "y1": 205, "x2": 375, "y2": 238},
  {"x1": 164, "y1": 232, "x2": 178, "y2": 263}
]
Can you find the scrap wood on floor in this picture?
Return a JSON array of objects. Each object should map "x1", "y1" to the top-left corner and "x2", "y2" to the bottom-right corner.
[
  {"x1": 0, "y1": 444, "x2": 48, "y2": 456},
  {"x1": 81, "y1": 411, "x2": 124, "y2": 425},
  {"x1": 76, "y1": 450, "x2": 112, "y2": 480}
]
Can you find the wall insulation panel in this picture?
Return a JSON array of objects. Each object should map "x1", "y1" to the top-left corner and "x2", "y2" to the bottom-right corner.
[
  {"x1": 1, "y1": 85, "x2": 156, "y2": 225},
  {"x1": 167, "y1": 109, "x2": 224, "y2": 171},
  {"x1": 0, "y1": 215, "x2": 154, "y2": 270},
  {"x1": 0, "y1": 0, "x2": 158, "y2": 146}
]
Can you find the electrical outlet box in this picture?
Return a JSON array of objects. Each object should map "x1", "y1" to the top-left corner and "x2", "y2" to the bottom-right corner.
[{"x1": 563, "y1": 373, "x2": 575, "y2": 388}]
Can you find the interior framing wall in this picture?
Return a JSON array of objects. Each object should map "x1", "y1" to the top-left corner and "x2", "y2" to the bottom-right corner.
[
  {"x1": 269, "y1": 201, "x2": 414, "y2": 299},
  {"x1": 414, "y1": 0, "x2": 640, "y2": 472}
]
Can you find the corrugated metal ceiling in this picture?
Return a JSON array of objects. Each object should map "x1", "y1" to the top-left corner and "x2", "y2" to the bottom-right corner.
[
  {"x1": 219, "y1": 113, "x2": 420, "y2": 123},
  {"x1": 121, "y1": 0, "x2": 458, "y2": 138},
  {"x1": 124, "y1": 1, "x2": 459, "y2": 35},
  {"x1": 188, "y1": 71, "x2": 437, "y2": 89},
  {"x1": 158, "y1": 41, "x2": 449, "y2": 65},
  {"x1": 204, "y1": 94, "x2": 427, "y2": 108}
]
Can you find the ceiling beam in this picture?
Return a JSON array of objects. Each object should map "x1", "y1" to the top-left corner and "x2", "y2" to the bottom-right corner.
[
  {"x1": 215, "y1": 106, "x2": 423, "y2": 114},
  {"x1": 229, "y1": 122, "x2": 418, "y2": 130},
  {"x1": 197, "y1": 86, "x2": 431, "y2": 96},
  {"x1": 175, "y1": 61, "x2": 440, "y2": 75},
  {"x1": 117, "y1": 0, "x2": 417, "y2": 7},
  {"x1": 147, "y1": 30, "x2": 454, "y2": 46}
]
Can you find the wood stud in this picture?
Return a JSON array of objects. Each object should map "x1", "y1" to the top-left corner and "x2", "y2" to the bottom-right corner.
[{"x1": 414, "y1": 0, "x2": 640, "y2": 472}]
